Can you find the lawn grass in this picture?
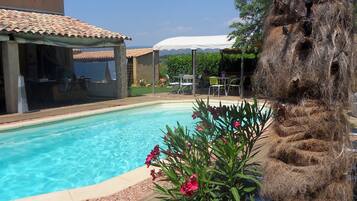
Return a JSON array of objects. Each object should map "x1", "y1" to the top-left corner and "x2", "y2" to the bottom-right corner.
[{"x1": 129, "y1": 86, "x2": 172, "y2": 97}]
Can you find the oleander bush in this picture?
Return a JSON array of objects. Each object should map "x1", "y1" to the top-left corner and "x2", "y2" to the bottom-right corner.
[{"x1": 145, "y1": 99, "x2": 272, "y2": 200}]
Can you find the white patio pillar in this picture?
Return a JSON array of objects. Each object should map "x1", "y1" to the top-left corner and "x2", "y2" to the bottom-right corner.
[
  {"x1": 2, "y1": 41, "x2": 20, "y2": 113},
  {"x1": 152, "y1": 50, "x2": 156, "y2": 94},
  {"x1": 152, "y1": 50, "x2": 159, "y2": 95},
  {"x1": 192, "y1": 49, "x2": 197, "y2": 95},
  {"x1": 114, "y1": 43, "x2": 128, "y2": 99}
]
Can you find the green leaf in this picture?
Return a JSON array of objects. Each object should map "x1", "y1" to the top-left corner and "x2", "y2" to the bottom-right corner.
[
  {"x1": 201, "y1": 179, "x2": 227, "y2": 187},
  {"x1": 243, "y1": 186, "x2": 256, "y2": 193},
  {"x1": 231, "y1": 187, "x2": 241, "y2": 201},
  {"x1": 153, "y1": 183, "x2": 169, "y2": 195},
  {"x1": 236, "y1": 173, "x2": 261, "y2": 186}
]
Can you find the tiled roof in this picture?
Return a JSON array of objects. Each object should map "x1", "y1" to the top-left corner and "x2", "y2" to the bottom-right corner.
[
  {"x1": 73, "y1": 48, "x2": 153, "y2": 61},
  {"x1": 127, "y1": 48, "x2": 153, "y2": 58},
  {"x1": 0, "y1": 9, "x2": 130, "y2": 40}
]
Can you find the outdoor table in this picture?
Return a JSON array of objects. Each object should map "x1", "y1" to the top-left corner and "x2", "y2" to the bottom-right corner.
[
  {"x1": 179, "y1": 75, "x2": 195, "y2": 94},
  {"x1": 174, "y1": 75, "x2": 198, "y2": 94},
  {"x1": 173, "y1": 75, "x2": 183, "y2": 81}
]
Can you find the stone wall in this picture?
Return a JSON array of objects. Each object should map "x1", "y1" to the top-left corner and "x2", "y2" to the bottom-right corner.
[{"x1": 133, "y1": 53, "x2": 159, "y2": 86}]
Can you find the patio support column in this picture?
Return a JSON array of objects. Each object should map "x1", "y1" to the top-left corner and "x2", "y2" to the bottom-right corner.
[
  {"x1": 2, "y1": 41, "x2": 20, "y2": 113},
  {"x1": 152, "y1": 50, "x2": 157, "y2": 95},
  {"x1": 192, "y1": 49, "x2": 197, "y2": 95},
  {"x1": 133, "y1": 57, "x2": 138, "y2": 86},
  {"x1": 114, "y1": 43, "x2": 128, "y2": 99}
]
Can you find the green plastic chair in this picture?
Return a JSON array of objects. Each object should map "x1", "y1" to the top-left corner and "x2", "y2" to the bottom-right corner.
[
  {"x1": 209, "y1": 77, "x2": 219, "y2": 85},
  {"x1": 208, "y1": 76, "x2": 224, "y2": 97}
]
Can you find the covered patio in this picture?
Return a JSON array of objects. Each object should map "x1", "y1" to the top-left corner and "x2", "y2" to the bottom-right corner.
[
  {"x1": 0, "y1": 8, "x2": 130, "y2": 114},
  {"x1": 152, "y1": 35, "x2": 247, "y2": 97}
]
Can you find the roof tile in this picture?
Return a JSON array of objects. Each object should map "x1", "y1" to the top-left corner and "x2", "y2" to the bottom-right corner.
[
  {"x1": 73, "y1": 48, "x2": 153, "y2": 61},
  {"x1": 0, "y1": 9, "x2": 130, "y2": 40}
]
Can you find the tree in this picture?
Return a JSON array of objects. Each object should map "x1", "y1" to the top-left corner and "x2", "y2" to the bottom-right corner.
[
  {"x1": 229, "y1": 0, "x2": 271, "y2": 52},
  {"x1": 255, "y1": 0, "x2": 354, "y2": 200},
  {"x1": 354, "y1": 1, "x2": 357, "y2": 33}
]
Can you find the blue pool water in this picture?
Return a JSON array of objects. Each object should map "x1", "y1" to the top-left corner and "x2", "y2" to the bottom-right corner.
[{"x1": 0, "y1": 103, "x2": 196, "y2": 201}]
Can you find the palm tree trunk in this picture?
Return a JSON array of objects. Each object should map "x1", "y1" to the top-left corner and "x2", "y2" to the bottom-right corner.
[
  {"x1": 255, "y1": 0, "x2": 354, "y2": 200},
  {"x1": 262, "y1": 101, "x2": 352, "y2": 200}
]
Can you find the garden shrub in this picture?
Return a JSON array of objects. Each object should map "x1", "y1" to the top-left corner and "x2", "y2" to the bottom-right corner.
[
  {"x1": 163, "y1": 53, "x2": 257, "y2": 78},
  {"x1": 163, "y1": 53, "x2": 220, "y2": 78},
  {"x1": 159, "y1": 62, "x2": 168, "y2": 79},
  {"x1": 146, "y1": 99, "x2": 272, "y2": 200}
]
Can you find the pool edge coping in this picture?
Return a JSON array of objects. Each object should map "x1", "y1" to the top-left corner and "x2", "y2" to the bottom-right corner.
[
  {"x1": 11, "y1": 99, "x2": 245, "y2": 201},
  {"x1": 15, "y1": 165, "x2": 155, "y2": 201},
  {"x1": 0, "y1": 99, "x2": 242, "y2": 132}
]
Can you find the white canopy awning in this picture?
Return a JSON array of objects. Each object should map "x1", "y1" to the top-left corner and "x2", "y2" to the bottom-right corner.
[{"x1": 153, "y1": 35, "x2": 234, "y2": 51}]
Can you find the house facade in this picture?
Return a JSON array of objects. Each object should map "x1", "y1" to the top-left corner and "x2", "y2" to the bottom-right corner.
[
  {"x1": 0, "y1": 0, "x2": 130, "y2": 114},
  {"x1": 0, "y1": 0, "x2": 64, "y2": 14}
]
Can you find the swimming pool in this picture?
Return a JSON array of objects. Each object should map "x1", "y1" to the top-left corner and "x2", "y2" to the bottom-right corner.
[{"x1": 0, "y1": 102, "x2": 198, "y2": 201}]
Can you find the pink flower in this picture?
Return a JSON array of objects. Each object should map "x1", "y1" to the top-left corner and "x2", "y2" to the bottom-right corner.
[
  {"x1": 180, "y1": 174, "x2": 199, "y2": 197},
  {"x1": 208, "y1": 106, "x2": 219, "y2": 119},
  {"x1": 152, "y1": 145, "x2": 160, "y2": 155},
  {"x1": 233, "y1": 121, "x2": 241, "y2": 129},
  {"x1": 192, "y1": 111, "x2": 200, "y2": 120},
  {"x1": 150, "y1": 169, "x2": 158, "y2": 181},
  {"x1": 145, "y1": 154, "x2": 154, "y2": 167},
  {"x1": 145, "y1": 145, "x2": 160, "y2": 168},
  {"x1": 196, "y1": 125, "x2": 204, "y2": 132},
  {"x1": 150, "y1": 169, "x2": 156, "y2": 180},
  {"x1": 150, "y1": 169, "x2": 164, "y2": 181}
]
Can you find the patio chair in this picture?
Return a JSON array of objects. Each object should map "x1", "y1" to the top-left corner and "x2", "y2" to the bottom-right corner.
[
  {"x1": 166, "y1": 74, "x2": 181, "y2": 93},
  {"x1": 227, "y1": 78, "x2": 241, "y2": 96},
  {"x1": 208, "y1": 76, "x2": 224, "y2": 97},
  {"x1": 179, "y1": 75, "x2": 194, "y2": 94}
]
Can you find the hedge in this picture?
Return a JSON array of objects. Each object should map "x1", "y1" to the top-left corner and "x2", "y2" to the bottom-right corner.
[{"x1": 162, "y1": 52, "x2": 257, "y2": 78}]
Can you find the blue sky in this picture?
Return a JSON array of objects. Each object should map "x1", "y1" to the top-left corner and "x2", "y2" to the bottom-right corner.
[{"x1": 65, "y1": 0, "x2": 238, "y2": 48}]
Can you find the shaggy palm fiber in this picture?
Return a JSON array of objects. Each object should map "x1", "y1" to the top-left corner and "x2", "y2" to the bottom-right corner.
[
  {"x1": 353, "y1": 153, "x2": 357, "y2": 200},
  {"x1": 254, "y1": 0, "x2": 353, "y2": 104},
  {"x1": 254, "y1": 0, "x2": 354, "y2": 200},
  {"x1": 261, "y1": 101, "x2": 352, "y2": 201}
]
